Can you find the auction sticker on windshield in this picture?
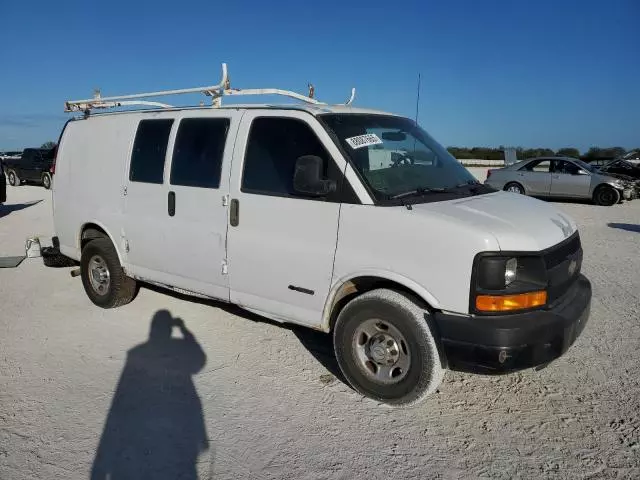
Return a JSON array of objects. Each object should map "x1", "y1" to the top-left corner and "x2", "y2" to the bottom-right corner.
[{"x1": 345, "y1": 133, "x2": 383, "y2": 149}]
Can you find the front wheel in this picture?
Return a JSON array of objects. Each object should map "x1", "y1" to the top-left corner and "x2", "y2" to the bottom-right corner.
[
  {"x1": 42, "y1": 173, "x2": 52, "y2": 190},
  {"x1": 333, "y1": 289, "x2": 444, "y2": 407},
  {"x1": 504, "y1": 182, "x2": 524, "y2": 194},
  {"x1": 593, "y1": 185, "x2": 620, "y2": 206},
  {"x1": 7, "y1": 170, "x2": 20, "y2": 187},
  {"x1": 80, "y1": 237, "x2": 137, "y2": 308}
]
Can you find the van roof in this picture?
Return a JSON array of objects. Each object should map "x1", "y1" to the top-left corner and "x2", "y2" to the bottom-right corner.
[{"x1": 82, "y1": 103, "x2": 397, "y2": 119}]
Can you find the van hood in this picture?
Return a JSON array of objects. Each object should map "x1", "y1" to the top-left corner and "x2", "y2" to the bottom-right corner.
[{"x1": 411, "y1": 191, "x2": 577, "y2": 251}]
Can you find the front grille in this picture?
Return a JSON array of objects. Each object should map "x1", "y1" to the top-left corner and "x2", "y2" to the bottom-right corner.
[
  {"x1": 543, "y1": 233, "x2": 581, "y2": 269},
  {"x1": 543, "y1": 233, "x2": 583, "y2": 305}
]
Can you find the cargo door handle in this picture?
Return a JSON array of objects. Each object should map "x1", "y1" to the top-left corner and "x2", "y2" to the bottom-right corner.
[
  {"x1": 230, "y1": 198, "x2": 239, "y2": 227},
  {"x1": 168, "y1": 191, "x2": 176, "y2": 217}
]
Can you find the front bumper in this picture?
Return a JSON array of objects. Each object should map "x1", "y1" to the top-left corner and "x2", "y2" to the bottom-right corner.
[{"x1": 434, "y1": 274, "x2": 591, "y2": 373}]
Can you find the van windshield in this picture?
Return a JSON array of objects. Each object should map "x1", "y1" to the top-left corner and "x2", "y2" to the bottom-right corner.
[{"x1": 321, "y1": 114, "x2": 491, "y2": 203}]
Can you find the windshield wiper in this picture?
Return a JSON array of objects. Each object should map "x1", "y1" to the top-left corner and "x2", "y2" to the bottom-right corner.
[
  {"x1": 390, "y1": 180, "x2": 485, "y2": 201},
  {"x1": 390, "y1": 187, "x2": 445, "y2": 200}
]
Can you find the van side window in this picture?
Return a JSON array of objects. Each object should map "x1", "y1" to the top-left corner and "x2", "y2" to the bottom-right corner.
[
  {"x1": 129, "y1": 119, "x2": 173, "y2": 184},
  {"x1": 241, "y1": 117, "x2": 350, "y2": 202},
  {"x1": 170, "y1": 118, "x2": 230, "y2": 189}
]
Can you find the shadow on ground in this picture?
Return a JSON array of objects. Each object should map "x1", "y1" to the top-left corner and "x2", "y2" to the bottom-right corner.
[
  {"x1": 142, "y1": 284, "x2": 348, "y2": 387},
  {"x1": 91, "y1": 310, "x2": 210, "y2": 480},
  {"x1": 0, "y1": 200, "x2": 42, "y2": 218},
  {"x1": 608, "y1": 223, "x2": 640, "y2": 233}
]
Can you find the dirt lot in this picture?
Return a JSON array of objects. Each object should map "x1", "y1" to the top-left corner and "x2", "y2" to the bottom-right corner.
[{"x1": 1, "y1": 176, "x2": 640, "y2": 479}]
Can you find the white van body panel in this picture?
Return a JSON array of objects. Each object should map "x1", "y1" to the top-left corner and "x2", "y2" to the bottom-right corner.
[
  {"x1": 121, "y1": 110, "x2": 239, "y2": 301},
  {"x1": 333, "y1": 204, "x2": 500, "y2": 315},
  {"x1": 53, "y1": 116, "x2": 133, "y2": 261},
  {"x1": 421, "y1": 191, "x2": 578, "y2": 252},
  {"x1": 332, "y1": 191, "x2": 577, "y2": 315},
  {"x1": 54, "y1": 110, "x2": 241, "y2": 302},
  {"x1": 226, "y1": 110, "x2": 349, "y2": 328}
]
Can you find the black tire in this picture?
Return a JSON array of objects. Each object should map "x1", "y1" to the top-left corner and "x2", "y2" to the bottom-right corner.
[
  {"x1": 42, "y1": 173, "x2": 52, "y2": 190},
  {"x1": 8, "y1": 170, "x2": 19, "y2": 187},
  {"x1": 504, "y1": 182, "x2": 524, "y2": 194},
  {"x1": 80, "y1": 237, "x2": 137, "y2": 308},
  {"x1": 593, "y1": 185, "x2": 620, "y2": 206},
  {"x1": 41, "y1": 247, "x2": 76, "y2": 268},
  {"x1": 333, "y1": 288, "x2": 444, "y2": 407}
]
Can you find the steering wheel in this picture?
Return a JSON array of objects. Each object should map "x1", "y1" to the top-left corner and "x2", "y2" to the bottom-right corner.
[{"x1": 391, "y1": 152, "x2": 414, "y2": 167}]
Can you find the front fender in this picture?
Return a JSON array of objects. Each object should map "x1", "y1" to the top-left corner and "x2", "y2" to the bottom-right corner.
[{"x1": 320, "y1": 269, "x2": 441, "y2": 332}]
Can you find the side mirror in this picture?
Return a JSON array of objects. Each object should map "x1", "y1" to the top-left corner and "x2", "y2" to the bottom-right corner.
[
  {"x1": 577, "y1": 169, "x2": 589, "y2": 175},
  {"x1": 293, "y1": 155, "x2": 337, "y2": 197}
]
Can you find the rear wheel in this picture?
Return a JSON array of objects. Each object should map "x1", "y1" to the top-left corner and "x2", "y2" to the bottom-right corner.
[
  {"x1": 593, "y1": 185, "x2": 619, "y2": 206},
  {"x1": 42, "y1": 173, "x2": 52, "y2": 190},
  {"x1": 80, "y1": 237, "x2": 137, "y2": 308},
  {"x1": 333, "y1": 289, "x2": 444, "y2": 407},
  {"x1": 504, "y1": 182, "x2": 524, "y2": 194},
  {"x1": 7, "y1": 170, "x2": 19, "y2": 187}
]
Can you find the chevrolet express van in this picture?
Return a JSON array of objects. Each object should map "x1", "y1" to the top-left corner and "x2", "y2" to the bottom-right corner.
[{"x1": 53, "y1": 69, "x2": 591, "y2": 405}]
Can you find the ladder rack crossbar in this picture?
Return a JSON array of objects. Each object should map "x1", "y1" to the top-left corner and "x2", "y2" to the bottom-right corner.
[{"x1": 64, "y1": 63, "x2": 356, "y2": 113}]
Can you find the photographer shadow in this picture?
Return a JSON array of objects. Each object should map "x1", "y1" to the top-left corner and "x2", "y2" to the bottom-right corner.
[{"x1": 91, "y1": 310, "x2": 209, "y2": 480}]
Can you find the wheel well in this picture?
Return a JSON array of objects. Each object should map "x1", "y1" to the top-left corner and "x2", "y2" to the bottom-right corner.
[
  {"x1": 80, "y1": 224, "x2": 109, "y2": 250},
  {"x1": 327, "y1": 276, "x2": 431, "y2": 332},
  {"x1": 594, "y1": 183, "x2": 616, "y2": 192},
  {"x1": 505, "y1": 181, "x2": 524, "y2": 190}
]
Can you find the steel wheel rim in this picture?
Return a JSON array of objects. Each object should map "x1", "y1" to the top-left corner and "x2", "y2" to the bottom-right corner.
[
  {"x1": 352, "y1": 318, "x2": 411, "y2": 384},
  {"x1": 88, "y1": 255, "x2": 110, "y2": 295}
]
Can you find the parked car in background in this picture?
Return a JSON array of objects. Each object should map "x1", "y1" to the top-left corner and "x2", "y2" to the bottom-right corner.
[
  {"x1": 485, "y1": 156, "x2": 634, "y2": 206},
  {"x1": 3, "y1": 147, "x2": 55, "y2": 189},
  {"x1": 588, "y1": 156, "x2": 640, "y2": 178},
  {"x1": 0, "y1": 151, "x2": 22, "y2": 161},
  {"x1": 590, "y1": 156, "x2": 640, "y2": 199},
  {"x1": 0, "y1": 160, "x2": 6, "y2": 203}
]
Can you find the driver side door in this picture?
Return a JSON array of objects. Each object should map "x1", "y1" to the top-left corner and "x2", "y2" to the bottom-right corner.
[{"x1": 226, "y1": 111, "x2": 352, "y2": 328}]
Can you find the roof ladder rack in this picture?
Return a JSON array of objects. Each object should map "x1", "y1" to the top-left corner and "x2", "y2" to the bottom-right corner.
[{"x1": 64, "y1": 63, "x2": 356, "y2": 113}]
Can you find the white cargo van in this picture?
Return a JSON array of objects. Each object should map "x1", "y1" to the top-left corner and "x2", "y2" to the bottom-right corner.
[{"x1": 53, "y1": 65, "x2": 591, "y2": 405}]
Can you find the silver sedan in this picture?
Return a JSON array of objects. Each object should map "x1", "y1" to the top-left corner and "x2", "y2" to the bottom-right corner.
[{"x1": 485, "y1": 157, "x2": 632, "y2": 206}]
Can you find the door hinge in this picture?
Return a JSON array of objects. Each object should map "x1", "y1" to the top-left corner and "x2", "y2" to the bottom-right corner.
[
  {"x1": 221, "y1": 260, "x2": 228, "y2": 275},
  {"x1": 222, "y1": 195, "x2": 229, "y2": 206},
  {"x1": 123, "y1": 185, "x2": 128, "y2": 196}
]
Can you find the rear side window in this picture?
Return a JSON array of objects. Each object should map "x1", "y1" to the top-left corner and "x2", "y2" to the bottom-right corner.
[
  {"x1": 242, "y1": 117, "x2": 341, "y2": 199},
  {"x1": 170, "y1": 118, "x2": 230, "y2": 188},
  {"x1": 521, "y1": 159, "x2": 551, "y2": 172},
  {"x1": 129, "y1": 119, "x2": 173, "y2": 184}
]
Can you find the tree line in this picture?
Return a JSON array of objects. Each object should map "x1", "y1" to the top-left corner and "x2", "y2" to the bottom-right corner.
[{"x1": 446, "y1": 146, "x2": 636, "y2": 161}]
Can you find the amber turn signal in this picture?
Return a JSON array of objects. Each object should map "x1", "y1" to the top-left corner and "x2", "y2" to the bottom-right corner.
[{"x1": 475, "y1": 291, "x2": 547, "y2": 312}]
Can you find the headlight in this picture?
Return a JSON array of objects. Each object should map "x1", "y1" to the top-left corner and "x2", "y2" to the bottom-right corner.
[
  {"x1": 505, "y1": 257, "x2": 517, "y2": 286},
  {"x1": 472, "y1": 254, "x2": 548, "y2": 314}
]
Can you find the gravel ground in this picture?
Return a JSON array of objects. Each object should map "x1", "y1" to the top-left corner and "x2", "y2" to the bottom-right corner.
[{"x1": 1, "y1": 177, "x2": 639, "y2": 479}]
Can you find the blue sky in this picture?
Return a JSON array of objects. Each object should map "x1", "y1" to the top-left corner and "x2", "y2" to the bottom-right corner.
[{"x1": 0, "y1": 0, "x2": 638, "y2": 151}]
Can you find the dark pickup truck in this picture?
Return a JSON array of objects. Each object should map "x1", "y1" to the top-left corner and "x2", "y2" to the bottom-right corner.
[
  {"x1": 0, "y1": 161, "x2": 6, "y2": 203},
  {"x1": 4, "y1": 148, "x2": 55, "y2": 189}
]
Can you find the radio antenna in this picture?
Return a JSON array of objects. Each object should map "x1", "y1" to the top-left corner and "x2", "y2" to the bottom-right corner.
[{"x1": 414, "y1": 73, "x2": 421, "y2": 125}]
